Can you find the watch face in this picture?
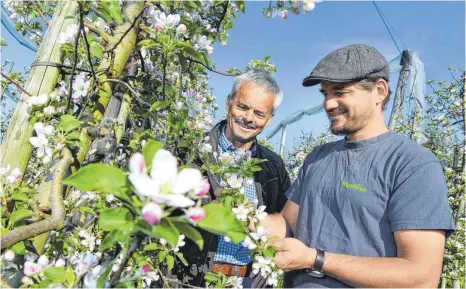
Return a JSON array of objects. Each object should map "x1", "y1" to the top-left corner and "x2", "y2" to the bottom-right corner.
[{"x1": 307, "y1": 269, "x2": 325, "y2": 278}]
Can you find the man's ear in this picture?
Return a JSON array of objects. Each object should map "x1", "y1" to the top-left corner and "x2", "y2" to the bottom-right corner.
[
  {"x1": 375, "y1": 79, "x2": 388, "y2": 106},
  {"x1": 226, "y1": 94, "x2": 232, "y2": 112}
]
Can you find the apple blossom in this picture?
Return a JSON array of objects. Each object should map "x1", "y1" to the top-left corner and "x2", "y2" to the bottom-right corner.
[{"x1": 142, "y1": 201, "x2": 163, "y2": 225}]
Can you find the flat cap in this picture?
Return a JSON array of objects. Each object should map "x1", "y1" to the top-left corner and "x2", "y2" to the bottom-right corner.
[{"x1": 302, "y1": 44, "x2": 389, "y2": 87}]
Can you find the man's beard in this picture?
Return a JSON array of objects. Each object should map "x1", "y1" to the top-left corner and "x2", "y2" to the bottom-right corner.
[{"x1": 328, "y1": 106, "x2": 372, "y2": 136}]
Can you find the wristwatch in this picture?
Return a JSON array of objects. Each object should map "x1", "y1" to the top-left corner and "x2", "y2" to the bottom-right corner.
[{"x1": 307, "y1": 248, "x2": 325, "y2": 278}]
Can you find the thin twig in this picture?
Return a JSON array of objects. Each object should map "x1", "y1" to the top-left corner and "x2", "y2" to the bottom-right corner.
[
  {"x1": 215, "y1": 1, "x2": 229, "y2": 41},
  {"x1": 37, "y1": 8, "x2": 50, "y2": 25},
  {"x1": 154, "y1": 3, "x2": 166, "y2": 14},
  {"x1": 109, "y1": 235, "x2": 144, "y2": 288},
  {"x1": 83, "y1": 22, "x2": 110, "y2": 42},
  {"x1": 185, "y1": 57, "x2": 239, "y2": 77},
  {"x1": 66, "y1": 9, "x2": 83, "y2": 112},
  {"x1": 101, "y1": 79, "x2": 150, "y2": 108},
  {"x1": 105, "y1": 7, "x2": 146, "y2": 53},
  {"x1": 1, "y1": 72, "x2": 32, "y2": 96},
  {"x1": 80, "y1": 4, "x2": 97, "y2": 82},
  {"x1": 162, "y1": 52, "x2": 167, "y2": 101}
]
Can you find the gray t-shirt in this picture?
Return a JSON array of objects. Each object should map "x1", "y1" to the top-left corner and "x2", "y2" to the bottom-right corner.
[{"x1": 285, "y1": 131, "x2": 455, "y2": 288}]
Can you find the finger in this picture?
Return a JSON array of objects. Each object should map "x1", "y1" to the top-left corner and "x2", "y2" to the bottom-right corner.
[
  {"x1": 257, "y1": 276, "x2": 267, "y2": 288},
  {"x1": 270, "y1": 239, "x2": 284, "y2": 249},
  {"x1": 251, "y1": 275, "x2": 261, "y2": 288}
]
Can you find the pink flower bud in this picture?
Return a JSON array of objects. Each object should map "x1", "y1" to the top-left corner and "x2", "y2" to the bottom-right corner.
[
  {"x1": 129, "y1": 152, "x2": 146, "y2": 174},
  {"x1": 141, "y1": 264, "x2": 150, "y2": 273},
  {"x1": 186, "y1": 207, "x2": 206, "y2": 223},
  {"x1": 154, "y1": 23, "x2": 163, "y2": 31},
  {"x1": 196, "y1": 178, "x2": 210, "y2": 197},
  {"x1": 24, "y1": 261, "x2": 42, "y2": 276},
  {"x1": 281, "y1": 10, "x2": 288, "y2": 19},
  {"x1": 6, "y1": 168, "x2": 21, "y2": 185},
  {"x1": 142, "y1": 202, "x2": 163, "y2": 225},
  {"x1": 176, "y1": 24, "x2": 187, "y2": 34},
  {"x1": 209, "y1": 27, "x2": 217, "y2": 33},
  {"x1": 10, "y1": 13, "x2": 17, "y2": 20}
]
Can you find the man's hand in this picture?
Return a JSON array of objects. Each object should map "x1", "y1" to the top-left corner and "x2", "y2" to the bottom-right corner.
[
  {"x1": 274, "y1": 238, "x2": 316, "y2": 271},
  {"x1": 249, "y1": 271, "x2": 268, "y2": 288}
]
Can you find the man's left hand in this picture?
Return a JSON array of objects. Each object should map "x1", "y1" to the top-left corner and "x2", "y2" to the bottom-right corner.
[{"x1": 274, "y1": 238, "x2": 316, "y2": 271}]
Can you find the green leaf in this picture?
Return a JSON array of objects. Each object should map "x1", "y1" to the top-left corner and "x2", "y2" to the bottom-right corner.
[
  {"x1": 235, "y1": 0, "x2": 245, "y2": 13},
  {"x1": 98, "y1": 207, "x2": 134, "y2": 232},
  {"x1": 150, "y1": 219, "x2": 179, "y2": 248},
  {"x1": 176, "y1": 252, "x2": 188, "y2": 266},
  {"x1": 178, "y1": 54, "x2": 188, "y2": 71},
  {"x1": 197, "y1": 204, "x2": 248, "y2": 244},
  {"x1": 63, "y1": 164, "x2": 131, "y2": 204},
  {"x1": 11, "y1": 192, "x2": 28, "y2": 202},
  {"x1": 175, "y1": 41, "x2": 205, "y2": 63},
  {"x1": 142, "y1": 140, "x2": 163, "y2": 168},
  {"x1": 11, "y1": 241, "x2": 26, "y2": 255},
  {"x1": 158, "y1": 251, "x2": 167, "y2": 263},
  {"x1": 150, "y1": 100, "x2": 171, "y2": 112},
  {"x1": 143, "y1": 243, "x2": 162, "y2": 251},
  {"x1": 138, "y1": 39, "x2": 158, "y2": 49},
  {"x1": 44, "y1": 267, "x2": 67, "y2": 283},
  {"x1": 97, "y1": 260, "x2": 114, "y2": 288},
  {"x1": 57, "y1": 115, "x2": 82, "y2": 133},
  {"x1": 89, "y1": 40, "x2": 102, "y2": 59},
  {"x1": 172, "y1": 221, "x2": 204, "y2": 250},
  {"x1": 65, "y1": 266, "x2": 76, "y2": 285},
  {"x1": 263, "y1": 245, "x2": 276, "y2": 257},
  {"x1": 100, "y1": 0, "x2": 123, "y2": 23},
  {"x1": 204, "y1": 272, "x2": 219, "y2": 282},
  {"x1": 100, "y1": 230, "x2": 131, "y2": 250},
  {"x1": 166, "y1": 254, "x2": 175, "y2": 271},
  {"x1": 9, "y1": 209, "x2": 34, "y2": 227}
]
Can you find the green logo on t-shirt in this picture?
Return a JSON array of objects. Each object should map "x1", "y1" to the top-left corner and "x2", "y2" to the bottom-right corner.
[{"x1": 341, "y1": 181, "x2": 367, "y2": 192}]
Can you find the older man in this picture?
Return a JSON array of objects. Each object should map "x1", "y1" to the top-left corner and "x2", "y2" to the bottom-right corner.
[
  {"x1": 174, "y1": 68, "x2": 290, "y2": 288},
  {"x1": 254, "y1": 44, "x2": 455, "y2": 288}
]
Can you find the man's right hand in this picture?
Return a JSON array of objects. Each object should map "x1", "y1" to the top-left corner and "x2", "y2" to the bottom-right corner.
[{"x1": 249, "y1": 271, "x2": 268, "y2": 288}]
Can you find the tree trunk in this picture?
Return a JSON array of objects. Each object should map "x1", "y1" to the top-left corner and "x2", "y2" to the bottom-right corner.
[{"x1": 0, "y1": 0, "x2": 78, "y2": 176}]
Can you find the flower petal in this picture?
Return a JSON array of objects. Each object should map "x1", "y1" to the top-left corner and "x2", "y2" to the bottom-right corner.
[
  {"x1": 129, "y1": 152, "x2": 146, "y2": 174},
  {"x1": 164, "y1": 194, "x2": 195, "y2": 208},
  {"x1": 172, "y1": 168, "x2": 202, "y2": 194},
  {"x1": 150, "y1": 149, "x2": 177, "y2": 184},
  {"x1": 129, "y1": 173, "x2": 160, "y2": 200}
]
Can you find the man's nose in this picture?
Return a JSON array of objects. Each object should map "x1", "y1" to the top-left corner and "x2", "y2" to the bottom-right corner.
[{"x1": 324, "y1": 97, "x2": 339, "y2": 112}]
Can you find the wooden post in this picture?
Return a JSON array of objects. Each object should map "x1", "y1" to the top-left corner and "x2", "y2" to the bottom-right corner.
[
  {"x1": 388, "y1": 50, "x2": 411, "y2": 130},
  {"x1": 279, "y1": 125, "x2": 287, "y2": 158},
  {"x1": 0, "y1": 0, "x2": 78, "y2": 175}
]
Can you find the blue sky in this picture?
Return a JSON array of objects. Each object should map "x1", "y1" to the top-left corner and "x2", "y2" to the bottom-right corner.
[{"x1": 2, "y1": 1, "x2": 465, "y2": 153}]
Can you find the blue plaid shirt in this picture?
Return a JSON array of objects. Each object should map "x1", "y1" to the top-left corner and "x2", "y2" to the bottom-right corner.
[{"x1": 214, "y1": 125, "x2": 257, "y2": 265}]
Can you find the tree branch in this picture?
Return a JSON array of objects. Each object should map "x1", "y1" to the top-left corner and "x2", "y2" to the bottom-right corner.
[
  {"x1": 185, "y1": 57, "x2": 239, "y2": 77},
  {"x1": 215, "y1": 1, "x2": 229, "y2": 40},
  {"x1": 101, "y1": 79, "x2": 150, "y2": 108},
  {"x1": 1, "y1": 148, "x2": 73, "y2": 250},
  {"x1": 80, "y1": 4, "x2": 97, "y2": 82},
  {"x1": 83, "y1": 22, "x2": 110, "y2": 43},
  {"x1": 105, "y1": 7, "x2": 146, "y2": 53},
  {"x1": 109, "y1": 235, "x2": 144, "y2": 287},
  {"x1": 66, "y1": 10, "x2": 83, "y2": 112},
  {"x1": 1, "y1": 72, "x2": 32, "y2": 97},
  {"x1": 37, "y1": 8, "x2": 50, "y2": 26}
]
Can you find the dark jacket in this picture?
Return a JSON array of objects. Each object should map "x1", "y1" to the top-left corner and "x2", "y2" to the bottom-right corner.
[{"x1": 171, "y1": 120, "x2": 291, "y2": 287}]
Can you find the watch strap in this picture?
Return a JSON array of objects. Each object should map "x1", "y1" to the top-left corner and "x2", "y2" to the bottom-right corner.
[{"x1": 313, "y1": 249, "x2": 325, "y2": 271}]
